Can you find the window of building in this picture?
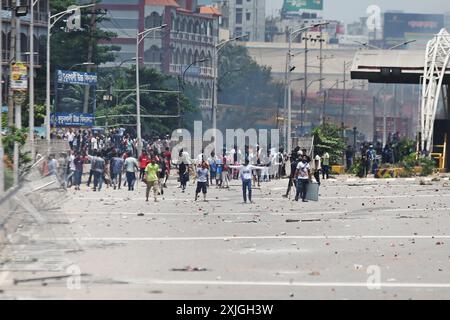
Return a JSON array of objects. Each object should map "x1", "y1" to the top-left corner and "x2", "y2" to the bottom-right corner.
[
  {"x1": 236, "y1": 0, "x2": 242, "y2": 5},
  {"x1": 236, "y1": 8, "x2": 242, "y2": 24},
  {"x1": 246, "y1": 12, "x2": 251, "y2": 21}
]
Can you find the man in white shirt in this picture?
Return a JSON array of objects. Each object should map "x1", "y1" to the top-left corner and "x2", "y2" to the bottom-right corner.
[
  {"x1": 124, "y1": 152, "x2": 139, "y2": 191},
  {"x1": 66, "y1": 130, "x2": 75, "y2": 150},
  {"x1": 295, "y1": 155, "x2": 312, "y2": 202},
  {"x1": 231, "y1": 160, "x2": 265, "y2": 204}
]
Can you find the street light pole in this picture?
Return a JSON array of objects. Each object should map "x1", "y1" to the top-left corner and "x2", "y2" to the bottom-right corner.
[
  {"x1": 212, "y1": 35, "x2": 248, "y2": 143},
  {"x1": 135, "y1": 24, "x2": 167, "y2": 157},
  {"x1": 46, "y1": 4, "x2": 96, "y2": 142},
  {"x1": 285, "y1": 23, "x2": 328, "y2": 153},
  {"x1": 0, "y1": 0, "x2": 4, "y2": 193},
  {"x1": 29, "y1": 0, "x2": 38, "y2": 162}
]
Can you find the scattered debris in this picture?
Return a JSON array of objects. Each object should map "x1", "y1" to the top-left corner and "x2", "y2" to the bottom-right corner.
[
  {"x1": 13, "y1": 274, "x2": 90, "y2": 285},
  {"x1": 170, "y1": 266, "x2": 209, "y2": 272},
  {"x1": 309, "y1": 271, "x2": 320, "y2": 276},
  {"x1": 286, "y1": 219, "x2": 300, "y2": 223},
  {"x1": 137, "y1": 213, "x2": 145, "y2": 217},
  {"x1": 301, "y1": 219, "x2": 322, "y2": 223}
]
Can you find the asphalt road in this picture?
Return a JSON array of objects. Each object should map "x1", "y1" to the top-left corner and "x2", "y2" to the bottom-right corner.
[{"x1": 2, "y1": 175, "x2": 450, "y2": 300}]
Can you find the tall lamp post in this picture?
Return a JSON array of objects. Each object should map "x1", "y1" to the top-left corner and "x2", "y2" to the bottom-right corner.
[
  {"x1": 212, "y1": 35, "x2": 248, "y2": 143},
  {"x1": 285, "y1": 23, "x2": 328, "y2": 153},
  {"x1": 46, "y1": 3, "x2": 96, "y2": 142},
  {"x1": 135, "y1": 24, "x2": 167, "y2": 156},
  {"x1": 0, "y1": 0, "x2": 4, "y2": 193}
]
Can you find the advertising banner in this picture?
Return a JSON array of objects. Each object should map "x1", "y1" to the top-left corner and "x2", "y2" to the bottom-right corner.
[
  {"x1": 10, "y1": 62, "x2": 28, "y2": 91},
  {"x1": 384, "y1": 13, "x2": 444, "y2": 48},
  {"x1": 50, "y1": 113, "x2": 95, "y2": 127},
  {"x1": 56, "y1": 70, "x2": 98, "y2": 86},
  {"x1": 283, "y1": 0, "x2": 323, "y2": 12}
]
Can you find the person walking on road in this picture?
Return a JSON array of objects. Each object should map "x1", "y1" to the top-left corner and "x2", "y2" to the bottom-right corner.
[
  {"x1": 138, "y1": 151, "x2": 150, "y2": 181},
  {"x1": 283, "y1": 154, "x2": 299, "y2": 198},
  {"x1": 322, "y1": 152, "x2": 330, "y2": 180},
  {"x1": 88, "y1": 151, "x2": 105, "y2": 192},
  {"x1": 231, "y1": 160, "x2": 265, "y2": 204},
  {"x1": 295, "y1": 155, "x2": 312, "y2": 202},
  {"x1": 110, "y1": 152, "x2": 124, "y2": 190},
  {"x1": 145, "y1": 157, "x2": 160, "y2": 202},
  {"x1": 73, "y1": 152, "x2": 85, "y2": 191},
  {"x1": 195, "y1": 162, "x2": 209, "y2": 202},
  {"x1": 124, "y1": 152, "x2": 139, "y2": 191}
]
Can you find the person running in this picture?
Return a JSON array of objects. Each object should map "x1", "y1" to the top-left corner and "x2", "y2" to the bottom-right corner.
[
  {"x1": 138, "y1": 150, "x2": 150, "y2": 181},
  {"x1": 123, "y1": 152, "x2": 139, "y2": 191},
  {"x1": 295, "y1": 155, "x2": 312, "y2": 202},
  {"x1": 231, "y1": 160, "x2": 265, "y2": 204},
  {"x1": 195, "y1": 162, "x2": 209, "y2": 202},
  {"x1": 144, "y1": 157, "x2": 160, "y2": 202}
]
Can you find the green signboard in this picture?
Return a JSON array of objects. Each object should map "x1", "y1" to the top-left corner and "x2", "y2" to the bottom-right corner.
[{"x1": 283, "y1": 0, "x2": 323, "y2": 12}]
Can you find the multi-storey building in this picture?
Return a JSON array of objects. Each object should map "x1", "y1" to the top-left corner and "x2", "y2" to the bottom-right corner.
[
  {"x1": 97, "y1": 0, "x2": 220, "y2": 117},
  {"x1": 211, "y1": 0, "x2": 265, "y2": 42},
  {"x1": 1, "y1": 0, "x2": 48, "y2": 65}
]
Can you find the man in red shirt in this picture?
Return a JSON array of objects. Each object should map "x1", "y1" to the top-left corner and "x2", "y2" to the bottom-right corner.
[{"x1": 138, "y1": 150, "x2": 150, "y2": 181}]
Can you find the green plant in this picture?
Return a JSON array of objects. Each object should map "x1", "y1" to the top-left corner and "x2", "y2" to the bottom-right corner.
[
  {"x1": 313, "y1": 124, "x2": 346, "y2": 165},
  {"x1": 400, "y1": 153, "x2": 436, "y2": 177},
  {"x1": 1, "y1": 126, "x2": 32, "y2": 183}
]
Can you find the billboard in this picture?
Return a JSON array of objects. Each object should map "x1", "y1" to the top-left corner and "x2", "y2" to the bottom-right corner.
[
  {"x1": 10, "y1": 62, "x2": 28, "y2": 91},
  {"x1": 56, "y1": 70, "x2": 98, "y2": 86},
  {"x1": 50, "y1": 113, "x2": 95, "y2": 127},
  {"x1": 283, "y1": 0, "x2": 323, "y2": 12},
  {"x1": 384, "y1": 13, "x2": 444, "y2": 49}
]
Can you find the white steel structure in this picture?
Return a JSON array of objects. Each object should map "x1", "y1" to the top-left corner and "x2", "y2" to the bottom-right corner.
[{"x1": 421, "y1": 28, "x2": 450, "y2": 152}]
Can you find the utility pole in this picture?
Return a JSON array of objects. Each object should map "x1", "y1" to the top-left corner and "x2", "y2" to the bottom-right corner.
[
  {"x1": 83, "y1": 1, "x2": 96, "y2": 114},
  {"x1": 302, "y1": 32, "x2": 309, "y2": 134},
  {"x1": 287, "y1": 31, "x2": 293, "y2": 153},
  {"x1": 0, "y1": 0, "x2": 4, "y2": 193},
  {"x1": 341, "y1": 61, "x2": 346, "y2": 139},
  {"x1": 7, "y1": 1, "x2": 16, "y2": 127},
  {"x1": 29, "y1": 0, "x2": 36, "y2": 162},
  {"x1": 319, "y1": 26, "x2": 323, "y2": 93},
  {"x1": 13, "y1": 0, "x2": 22, "y2": 186}
]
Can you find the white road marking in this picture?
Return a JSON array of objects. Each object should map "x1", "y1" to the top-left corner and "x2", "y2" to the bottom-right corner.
[
  {"x1": 72, "y1": 193, "x2": 450, "y2": 201},
  {"x1": 142, "y1": 279, "x2": 450, "y2": 289},
  {"x1": 38, "y1": 235, "x2": 450, "y2": 242},
  {"x1": 56, "y1": 207, "x2": 450, "y2": 217}
]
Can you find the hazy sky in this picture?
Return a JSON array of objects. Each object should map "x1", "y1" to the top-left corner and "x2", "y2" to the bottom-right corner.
[{"x1": 266, "y1": 0, "x2": 450, "y2": 24}]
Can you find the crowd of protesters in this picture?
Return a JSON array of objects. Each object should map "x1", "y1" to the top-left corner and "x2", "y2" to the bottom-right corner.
[{"x1": 41, "y1": 128, "x2": 339, "y2": 203}]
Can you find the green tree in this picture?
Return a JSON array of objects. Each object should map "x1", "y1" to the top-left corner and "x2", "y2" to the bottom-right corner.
[
  {"x1": 2, "y1": 126, "x2": 32, "y2": 176},
  {"x1": 95, "y1": 67, "x2": 200, "y2": 136},
  {"x1": 218, "y1": 44, "x2": 282, "y2": 110},
  {"x1": 312, "y1": 123, "x2": 346, "y2": 165}
]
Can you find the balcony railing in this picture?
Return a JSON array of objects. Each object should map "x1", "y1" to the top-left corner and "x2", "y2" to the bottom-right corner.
[
  {"x1": 170, "y1": 31, "x2": 213, "y2": 44},
  {"x1": 1, "y1": 51, "x2": 40, "y2": 66},
  {"x1": 169, "y1": 64, "x2": 214, "y2": 78}
]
